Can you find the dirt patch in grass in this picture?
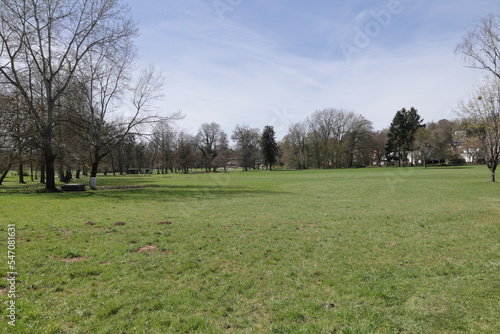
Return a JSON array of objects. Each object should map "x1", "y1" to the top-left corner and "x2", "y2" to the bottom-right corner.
[
  {"x1": 135, "y1": 245, "x2": 157, "y2": 253},
  {"x1": 158, "y1": 221, "x2": 172, "y2": 225},
  {"x1": 113, "y1": 222, "x2": 126, "y2": 226}
]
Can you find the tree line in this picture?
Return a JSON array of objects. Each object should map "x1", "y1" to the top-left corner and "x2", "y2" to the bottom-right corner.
[
  {"x1": 0, "y1": 0, "x2": 178, "y2": 190},
  {"x1": 0, "y1": 96, "x2": 474, "y2": 185},
  {"x1": 1, "y1": 1, "x2": 499, "y2": 186}
]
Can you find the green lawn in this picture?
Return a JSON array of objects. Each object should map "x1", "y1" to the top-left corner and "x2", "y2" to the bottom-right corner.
[{"x1": 1, "y1": 166, "x2": 499, "y2": 333}]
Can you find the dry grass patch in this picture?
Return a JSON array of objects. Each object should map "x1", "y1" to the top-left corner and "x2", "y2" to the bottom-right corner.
[{"x1": 135, "y1": 245, "x2": 158, "y2": 253}]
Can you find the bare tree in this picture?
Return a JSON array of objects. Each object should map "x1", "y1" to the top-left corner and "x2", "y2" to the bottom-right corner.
[
  {"x1": 372, "y1": 129, "x2": 388, "y2": 166},
  {"x1": 0, "y1": 93, "x2": 16, "y2": 184},
  {"x1": 112, "y1": 133, "x2": 137, "y2": 175},
  {"x1": 414, "y1": 126, "x2": 433, "y2": 168},
  {"x1": 456, "y1": 131, "x2": 483, "y2": 164},
  {"x1": 343, "y1": 114, "x2": 373, "y2": 167},
  {"x1": 287, "y1": 122, "x2": 308, "y2": 170},
  {"x1": 456, "y1": 10, "x2": 500, "y2": 181},
  {"x1": 75, "y1": 64, "x2": 180, "y2": 187},
  {"x1": 413, "y1": 120, "x2": 459, "y2": 167},
  {"x1": 308, "y1": 109, "x2": 335, "y2": 168},
  {"x1": 231, "y1": 125, "x2": 260, "y2": 171},
  {"x1": 0, "y1": 144, "x2": 14, "y2": 185},
  {"x1": 430, "y1": 120, "x2": 459, "y2": 164},
  {"x1": 196, "y1": 122, "x2": 226, "y2": 172},
  {"x1": 150, "y1": 121, "x2": 177, "y2": 174},
  {"x1": 69, "y1": 33, "x2": 135, "y2": 179},
  {"x1": 458, "y1": 77, "x2": 500, "y2": 182},
  {"x1": 0, "y1": 0, "x2": 137, "y2": 191},
  {"x1": 176, "y1": 132, "x2": 197, "y2": 174},
  {"x1": 213, "y1": 131, "x2": 230, "y2": 172},
  {"x1": 456, "y1": 12, "x2": 500, "y2": 79},
  {"x1": 308, "y1": 108, "x2": 370, "y2": 168},
  {"x1": 0, "y1": 91, "x2": 35, "y2": 184}
]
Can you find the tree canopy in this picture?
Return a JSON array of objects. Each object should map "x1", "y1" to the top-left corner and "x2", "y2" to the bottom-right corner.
[
  {"x1": 260, "y1": 125, "x2": 279, "y2": 170},
  {"x1": 0, "y1": 0, "x2": 137, "y2": 191},
  {"x1": 386, "y1": 107, "x2": 424, "y2": 166},
  {"x1": 458, "y1": 78, "x2": 500, "y2": 182}
]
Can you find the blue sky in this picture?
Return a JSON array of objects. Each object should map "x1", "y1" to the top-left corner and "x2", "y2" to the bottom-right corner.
[{"x1": 123, "y1": 0, "x2": 499, "y2": 139}]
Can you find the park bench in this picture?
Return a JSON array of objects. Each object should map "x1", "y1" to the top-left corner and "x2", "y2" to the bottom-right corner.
[{"x1": 61, "y1": 183, "x2": 86, "y2": 191}]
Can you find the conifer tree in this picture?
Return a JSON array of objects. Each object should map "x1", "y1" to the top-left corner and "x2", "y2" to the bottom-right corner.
[
  {"x1": 386, "y1": 108, "x2": 424, "y2": 166},
  {"x1": 261, "y1": 125, "x2": 279, "y2": 170}
]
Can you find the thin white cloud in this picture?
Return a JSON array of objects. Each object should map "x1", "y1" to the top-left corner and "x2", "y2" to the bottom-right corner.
[{"x1": 123, "y1": 0, "x2": 499, "y2": 139}]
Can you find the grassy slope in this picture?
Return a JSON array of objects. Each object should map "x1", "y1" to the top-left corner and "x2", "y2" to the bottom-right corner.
[{"x1": 0, "y1": 166, "x2": 499, "y2": 333}]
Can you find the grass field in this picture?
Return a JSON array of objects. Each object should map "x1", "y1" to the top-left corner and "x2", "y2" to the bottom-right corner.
[{"x1": 0, "y1": 166, "x2": 499, "y2": 333}]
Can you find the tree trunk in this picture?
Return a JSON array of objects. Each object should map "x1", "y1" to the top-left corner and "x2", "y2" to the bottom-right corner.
[
  {"x1": 40, "y1": 157, "x2": 46, "y2": 184},
  {"x1": 0, "y1": 162, "x2": 13, "y2": 185},
  {"x1": 488, "y1": 161, "x2": 497, "y2": 182},
  {"x1": 18, "y1": 159, "x2": 25, "y2": 183},
  {"x1": 91, "y1": 161, "x2": 99, "y2": 178},
  {"x1": 111, "y1": 153, "x2": 116, "y2": 176},
  {"x1": 58, "y1": 166, "x2": 65, "y2": 182},
  {"x1": 30, "y1": 157, "x2": 34, "y2": 181},
  {"x1": 64, "y1": 166, "x2": 72, "y2": 183},
  {"x1": 44, "y1": 153, "x2": 57, "y2": 191}
]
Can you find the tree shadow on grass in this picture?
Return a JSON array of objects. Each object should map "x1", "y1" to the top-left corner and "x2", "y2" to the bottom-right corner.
[
  {"x1": 53, "y1": 184, "x2": 286, "y2": 201},
  {"x1": 424, "y1": 165, "x2": 476, "y2": 169}
]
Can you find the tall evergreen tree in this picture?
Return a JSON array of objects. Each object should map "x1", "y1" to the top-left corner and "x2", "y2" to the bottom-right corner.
[
  {"x1": 261, "y1": 125, "x2": 279, "y2": 170},
  {"x1": 386, "y1": 107, "x2": 424, "y2": 166}
]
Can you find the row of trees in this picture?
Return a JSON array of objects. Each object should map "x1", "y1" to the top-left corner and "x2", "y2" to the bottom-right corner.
[
  {"x1": 0, "y1": 73, "x2": 492, "y2": 184},
  {"x1": 455, "y1": 11, "x2": 500, "y2": 182},
  {"x1": 280, "y1": 108, "x2": 469, "y2": 170},
  {"x1": 0, "y1": 0, "x2": 181, "y2": 190},
  {"x1": 0, "y1": 113, "x2": 284, "y2": 185},
  {"x1": 1, "y1": 2, "x2": 499, "y2": 185},
  {"x1": 149, "y1": 107, "x2": 468, "y2": 174},
  {"x1": 0, "y1": 83, "x2": 495, "y2": 185},
  {"x1": 137, "y1": 4, "x2": 500, "y2": 178},
  {"x1": 281, "y1": 109, "x2": 373, "y2": 169},
  {"x1": 148, "y1": 123, "x2": 280, "y2": 174}
]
